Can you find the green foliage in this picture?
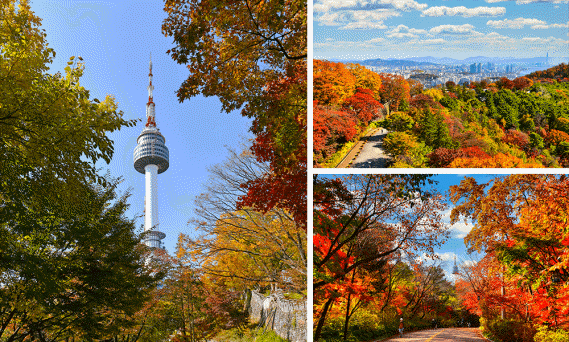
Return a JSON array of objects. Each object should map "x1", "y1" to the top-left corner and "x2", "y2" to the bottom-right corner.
[
  {"x1": 0, "y1": 2, "x2": 155, "y2": 340},
  {"x1": 319, "y1": 313, "x2": 396, "y2": 342},
  {"x1": 530, "y1": 132, "x2": 545, "y2": 150},
  {"x1": 534, "y1": 326, "x2": 569, "y2": 342},
  {"x1": 485, "y1": 319, "x2": 536, "y2": 342},
  {"x1": 385, "y1": 111, "x2": 414, "y2": 132},
  {"x1": 417, "y1": 109, "x2": 456, "y2": 150},
  {"x1": 0, "y1": 177, "x2": 162, "y2": 341}
]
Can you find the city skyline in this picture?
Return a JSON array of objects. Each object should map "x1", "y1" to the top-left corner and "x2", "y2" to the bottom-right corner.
[{"x1": 314, "y1": 0, "x2": 569, "y2": 60}]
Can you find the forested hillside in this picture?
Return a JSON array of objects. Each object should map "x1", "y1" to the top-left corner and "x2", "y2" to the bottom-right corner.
[{"x1": 314, "y1": 60, "x2": 569, "y2": 168}]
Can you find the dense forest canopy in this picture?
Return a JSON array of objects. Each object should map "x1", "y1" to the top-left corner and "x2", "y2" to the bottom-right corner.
[{"x1": 314, "y1": 60, "x2": 569, "y2": 168}]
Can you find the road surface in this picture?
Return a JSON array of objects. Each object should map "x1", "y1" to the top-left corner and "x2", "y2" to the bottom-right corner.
[
  {"x1": 350, "y1": 127, "x2": 391, "y2": 168},
  {"x1": 378, "y1": 328, "x2": 488, "y2": 342}
]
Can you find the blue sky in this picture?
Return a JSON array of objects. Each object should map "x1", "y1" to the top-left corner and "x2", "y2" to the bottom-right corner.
[
  {"x1": 30, "y1": 1, "x2": 253, "y2": 253},
  {"x1": 314, "y1": 0, "x2": 569, "y2": 60}
]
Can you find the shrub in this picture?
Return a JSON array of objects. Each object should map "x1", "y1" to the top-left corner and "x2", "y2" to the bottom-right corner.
[
  {"x1": 385, "y1": 111, "x2": 414, "y2": 132},
  {"x1": 384, "y1": 132, "x2": 431, "y2": 167},
  {"x1": 501, "y1": 129, "x2": 529, "y2": 150},
  {"x1": 534, "y1": 325, "x2": 569, "y2": 342},
  {"x1": 486, "y1": 319, "x2": 536, "y2": 342},
  {"x1": 428, "y1": 148, "x2": 465, "y2": 167}
]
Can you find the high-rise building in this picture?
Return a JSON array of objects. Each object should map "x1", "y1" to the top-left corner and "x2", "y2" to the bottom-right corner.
[
  {"x1": 477, "y1": 63, "x2": 481, "y2": 73},
  {"x1": 470, "y1": 63, "x2": 477, "y2": 74},
  {"x1": 133, "y1": 56, "x2": 169, "y2": 249}
]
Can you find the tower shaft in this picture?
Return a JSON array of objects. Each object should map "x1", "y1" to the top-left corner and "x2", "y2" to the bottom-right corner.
[{"x1": 145, "y1": 164, "x2": 159, "y2": 231}]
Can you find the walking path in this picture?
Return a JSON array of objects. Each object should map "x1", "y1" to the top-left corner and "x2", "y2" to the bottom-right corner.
[
  {"x1": 350, "y1": 127, "x2": 391, "y2": 168},
  {"x1": 378, "y1": 328, "x2": 488, "y2": 342},
  {"x1": 336, "y1": 127, "x2": 391, "y2": 168}
]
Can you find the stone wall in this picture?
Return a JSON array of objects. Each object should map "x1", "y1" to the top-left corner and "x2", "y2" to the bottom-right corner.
[{"x1": 248, "y1": 290, "x2": 306, "y2": 342}]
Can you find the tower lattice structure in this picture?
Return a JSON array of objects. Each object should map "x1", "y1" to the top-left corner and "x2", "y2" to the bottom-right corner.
[{"x1": 133, "y1": 55, "x2": 169, "y2": 248}]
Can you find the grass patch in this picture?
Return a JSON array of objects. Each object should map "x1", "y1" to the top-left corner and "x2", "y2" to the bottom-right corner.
[
  {"x1": 320, "y1": 140, "x2": 359, "y2": 168},
  {"x1": 211, "y1": 324, "x2": 289, "y2": 342},
  {"x1": 283, "y1": 292, "x2": 305, "y2": 300}
]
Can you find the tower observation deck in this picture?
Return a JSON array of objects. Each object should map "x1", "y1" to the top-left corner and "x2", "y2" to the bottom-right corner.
[{"x1": 133, "y1": 55, "x2": 169, "y2": 249}]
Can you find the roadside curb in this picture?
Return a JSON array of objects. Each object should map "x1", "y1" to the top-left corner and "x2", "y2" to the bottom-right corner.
[{"x1": 336, "y1": 127, "x2": 382, "y2": 168}]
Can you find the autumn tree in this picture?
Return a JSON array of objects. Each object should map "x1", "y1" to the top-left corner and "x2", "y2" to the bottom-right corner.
[
  {"x1": 377, "y1": 73, "x2": 410, "y2": 111},
  {"x1": 163, "y1": 0, "x2": 307, "y2": 226},
  {"x1": 346, "y1": 63, "x2": 382, "y2": 98},
  {"x1": 162, "y1": 0, "x2": 306, "y2": 112},
  {"x1": 513, "y1": 77, "x2": 533, "y2": 90},
  {"x1": 450, "y1": 175, "x2": 569, "y2": 328},
  {"x1": 313, "y1": 175, "x2": 449, "y2": 341},
  {"x1": 341, "y1": 88, "x2": 382, "y2": 124},
  {"x1": 179, "y1": 146, "x2": 306, "y2": 294},
  {"x1": 313, "y1": 60, "x2": 357, "y2": 106}
]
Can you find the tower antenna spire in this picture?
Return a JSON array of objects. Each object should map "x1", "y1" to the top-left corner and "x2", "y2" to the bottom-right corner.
[{"x1": 134, "y1": 54, "x2": 169, "y2": 249}]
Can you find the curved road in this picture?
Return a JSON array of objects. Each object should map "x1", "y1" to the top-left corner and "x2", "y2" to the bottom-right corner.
[
  {"x1": 350, "y1": 127, "x2": 391, "y2": 168},
  {"x1": 378, "y1": 328, "x2": 488, "y2": 342}
]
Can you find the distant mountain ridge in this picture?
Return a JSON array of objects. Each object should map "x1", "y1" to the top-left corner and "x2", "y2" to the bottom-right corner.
[
  {"x1": 361, "y1": 58, "x2": 439, "y2": 67},
  {"x1": 325, "y1": 56, "x2": 569, "y2": 66}
]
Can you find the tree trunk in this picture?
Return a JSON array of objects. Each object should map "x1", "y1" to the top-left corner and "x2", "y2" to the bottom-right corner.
[
  {"x1": 343, "y1": 292, "x2": 352, "y2": 342},
  {"x1": 314, "y1": 297, "x2": 334, "y2": 342}
]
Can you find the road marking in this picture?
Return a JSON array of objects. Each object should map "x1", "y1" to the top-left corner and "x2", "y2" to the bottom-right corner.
[{"x1": 425, "y1": 330, "x2": 444, "y2": 342}]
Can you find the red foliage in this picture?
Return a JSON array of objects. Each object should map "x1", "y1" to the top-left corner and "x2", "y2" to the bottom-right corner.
[
  {"x1": 460, "y1": 146, "x2": 491, "y2": 159},
  {"x1": 428, "y1": 148, "x2": 466, "y2": 168},
  {"x1": 238, "y1": 65, "x2": 306, "y2": 227},
  {"x1": 512, "y1": 77, "x2": 533, "y2": 90},
  {"x1": 409, "y1": 94, "x2": 442, "y2": 110},
  {"x1": 342, "y1": 88, "x2": 383, "y2": 125},
  {"x1": 501, "y1": 129, "x2": 529, "y2": 150},
  {"x1": 497, "y1": 77, "x2": 514, "y2": 90},
  {"x1": 313, "y1": 104, "x2": 357, "y2": 160}
]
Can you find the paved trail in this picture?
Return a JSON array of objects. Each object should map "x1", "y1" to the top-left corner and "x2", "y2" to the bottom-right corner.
[
  {"x1": 350, "y1": 128, "x2": 391, "y2": 168},
  {"x1": 378, "y1": 328, "x2": 487, "y2": 342}
]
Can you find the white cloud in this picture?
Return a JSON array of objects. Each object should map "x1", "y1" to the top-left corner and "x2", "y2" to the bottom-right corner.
[
  {"x1": 532, "y1": 22, "x2": 569, "y2": 29},
  {"x1": 486, "y1": 0, "x2": 568, "y2": 3},
  {"x1": 386, "y1": 24, "x2": 429, "y2": 38},
  {"x1": 439, "y1": 209, "x2": 474, "y2": 239},
  {"x1": 367, "y1": 38, "x2": 385, "y2": 43},
  {"x1": 340, "y1": 21, "x2": 388, "y2": 29},
  {"x1": 314, "y1": 0, "x2": 428, "y2": 13},
  {"x1": 487, "y1": 17, "x2": 546, "y2": 28},
  {"x1": 420, "y1": 38, "x2": 446, "y2": 44},
  {"x1": 430, "y1": 24, "x2": 480, "y2": 35},
  {"x1": 422, "y1": 6, "x2": 506, "y2": 17},
  {"x1": 315, "y1": 0, "x2": 426, "y2": 29}
]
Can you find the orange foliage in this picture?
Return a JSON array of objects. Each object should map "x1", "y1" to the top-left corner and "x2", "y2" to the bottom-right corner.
[
  {"x1": 451, "y1": 175, "x2": 569, "y2": 328},
  {"x1": 449, "y1": 153, "x2": 543, "y2": 168},
  {"x1": 313, "y1": 60, "x2": 356, "y2": 106},
  {"x1": 546, "y1": 129, "x2": 569, "y2": 146},
  {"x1": 378, "y1": 73, "x2": 410, "y2": 111}
]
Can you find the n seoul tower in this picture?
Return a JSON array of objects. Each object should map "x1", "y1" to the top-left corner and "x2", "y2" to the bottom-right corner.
[{"x1": 133, "y1": 56, "x2": 169, "y2": 248}]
